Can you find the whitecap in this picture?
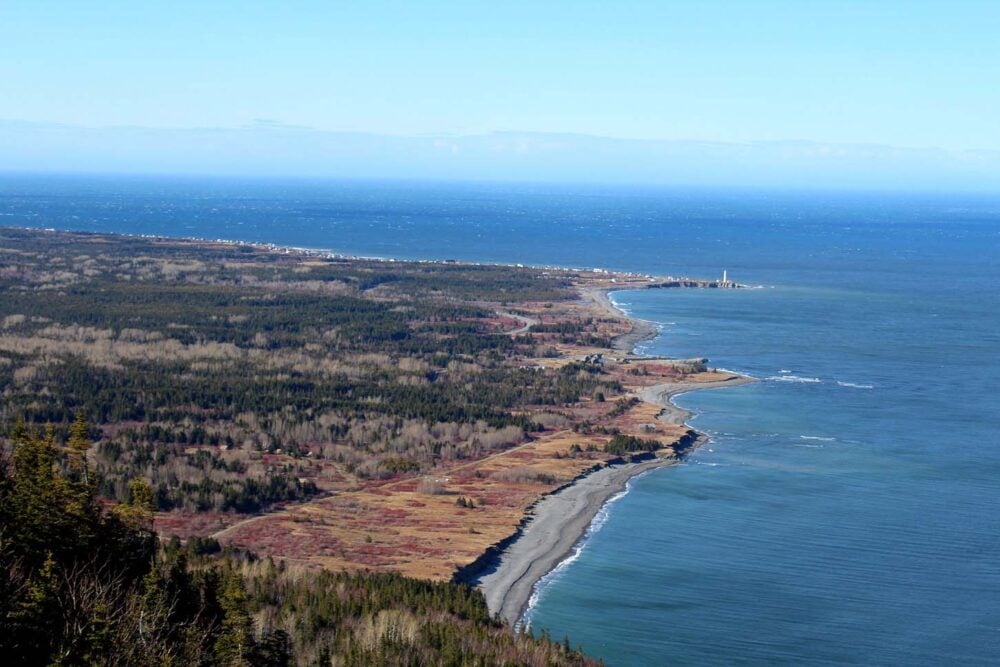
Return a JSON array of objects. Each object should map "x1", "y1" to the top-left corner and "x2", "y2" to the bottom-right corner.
[
  {"x1": 766, "y1": 375, "x2": 821, "y2": 383},
  {"x1": 800, "y1": 435, "x2": 836, "y2": 442},
  {"x1": 837, "y1": 381, "x2": 874, "y2": 389},
  {"x1": 716, "y1": 367, "x2": 753, "y2": 377}
]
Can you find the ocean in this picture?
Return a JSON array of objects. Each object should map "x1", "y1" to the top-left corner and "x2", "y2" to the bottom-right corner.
[{"x1": 2, "y1": 174, "x2": 999, "y2": 665}]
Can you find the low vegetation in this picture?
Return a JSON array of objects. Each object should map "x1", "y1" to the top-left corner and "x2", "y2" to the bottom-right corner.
[{"x1": 603, "y1": 434, "x2": 663, "y2": 456}]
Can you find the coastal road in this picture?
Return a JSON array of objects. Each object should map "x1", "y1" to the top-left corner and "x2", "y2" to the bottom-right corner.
[{"x1": 499, "y1": 311, "x2": 538, "y2": 336}]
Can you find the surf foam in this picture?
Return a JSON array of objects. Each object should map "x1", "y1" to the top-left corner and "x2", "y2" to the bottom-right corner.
[{"x1": 766, "y1": 375, "x2": 821, "y2": 383}]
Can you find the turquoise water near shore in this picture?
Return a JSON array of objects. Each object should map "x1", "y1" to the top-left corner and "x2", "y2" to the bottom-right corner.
[{"x1": 3, "y1": 175, "x2": 999, "y2": 664}]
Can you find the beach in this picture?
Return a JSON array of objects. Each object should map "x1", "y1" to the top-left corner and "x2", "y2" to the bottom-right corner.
[
  {"x1": 474, "y1": 286, "x2": 752, "y2": 626},
  {"x1": 580, "y1": 285, "x2": 660, "y2": 352},
  {"x1": 475, "y1": 458, "x2": 673, "y2": 626}
]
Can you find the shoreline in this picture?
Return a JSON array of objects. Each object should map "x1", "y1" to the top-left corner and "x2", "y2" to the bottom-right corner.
[
  {"x1": 473, "y1": 457, "x2": 674, "y2": 627},
  {"x1": 9, "y1": 226, "x2": 749, "y2": 625},
  {"x1": 7, "y1": 224, "x2": 673, "y2": 280},
  {"x1": 580, "y1": 285, "x2": 660, "y2": 352},
  {"x1": 9, "y1": 226, "x2": 741, "y2": 297},
  {"x1": 473, "y1": 286, "x2": 753, "y2": 626}
]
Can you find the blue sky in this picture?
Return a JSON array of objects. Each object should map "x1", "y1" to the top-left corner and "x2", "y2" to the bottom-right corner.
[{"x1": 2, "y1": 1, "x2": 999, "y2": 187}]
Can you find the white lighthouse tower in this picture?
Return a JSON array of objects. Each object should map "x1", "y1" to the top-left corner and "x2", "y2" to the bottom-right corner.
[{"x1": 722, "y1": 269, "x2": 728, "y2": 286}]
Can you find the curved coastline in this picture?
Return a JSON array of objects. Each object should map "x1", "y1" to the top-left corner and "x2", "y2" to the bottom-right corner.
[{"x1": 473, "y1": 286, "x2": 752, "y2": 627}]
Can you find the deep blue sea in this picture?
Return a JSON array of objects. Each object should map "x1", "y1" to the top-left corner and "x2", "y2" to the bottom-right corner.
[{"x1": 3, "y1": 174, "x2": 999, "y2": 665}]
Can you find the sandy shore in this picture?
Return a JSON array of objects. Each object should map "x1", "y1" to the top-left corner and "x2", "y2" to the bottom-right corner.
[{"x1": 474, "y1": 286, "x2": 753, "y2": 626}]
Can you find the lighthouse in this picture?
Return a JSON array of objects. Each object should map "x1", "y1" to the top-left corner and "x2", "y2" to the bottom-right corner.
[{"x1": 722, "y1": 269, "x2": 728, "y2": 286}]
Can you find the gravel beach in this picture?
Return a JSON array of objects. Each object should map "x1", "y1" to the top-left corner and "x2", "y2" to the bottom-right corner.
[{"x1": 474, "y1": 285, "x2": 752, "y2": 626}]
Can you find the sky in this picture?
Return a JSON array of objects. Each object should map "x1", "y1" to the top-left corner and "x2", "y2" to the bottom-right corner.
[{"x1": 2, "y1": 1, "x2": 999, "y2": 188}]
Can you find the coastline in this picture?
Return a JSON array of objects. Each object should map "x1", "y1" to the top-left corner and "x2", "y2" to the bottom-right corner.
[
  {"x1": 7, "y1": 226, "x2": 749, "y2": 625},
  {"x1": 580, "y1": 285, "x2": 660, "y2": 352},
  {"x1": 474, "y1": 286, "x2": 753, "y2": 626}
]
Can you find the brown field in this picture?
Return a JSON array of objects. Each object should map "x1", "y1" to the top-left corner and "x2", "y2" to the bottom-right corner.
[
  {"x1": 1, "y1": 229, "x2": 744, "y2": 605},
  {"x1": 204, "y1": 281, "x2": 733, "y2": 580}
]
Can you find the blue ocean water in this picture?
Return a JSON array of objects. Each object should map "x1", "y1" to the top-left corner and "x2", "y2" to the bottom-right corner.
[{"x1": 2, "y1": 175, "x2": 999, "y2": 664}]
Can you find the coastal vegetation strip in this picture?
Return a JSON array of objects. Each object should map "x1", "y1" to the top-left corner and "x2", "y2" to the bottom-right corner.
[{"x1": 0, "y1": 227, "x2": 744, "y2": 609}]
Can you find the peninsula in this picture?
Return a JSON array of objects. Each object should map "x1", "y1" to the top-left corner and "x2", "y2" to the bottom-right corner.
[{"x1": 0, "y1": 227, "x2": 749, "y2": 639}]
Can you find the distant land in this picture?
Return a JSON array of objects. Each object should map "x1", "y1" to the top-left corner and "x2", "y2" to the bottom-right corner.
[{"x1": 2, "y1": 119, "x2": 1000, "y2": 191}]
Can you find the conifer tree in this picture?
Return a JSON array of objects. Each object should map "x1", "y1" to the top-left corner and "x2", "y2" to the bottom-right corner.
[
  {"x1": 113, "y1": 477, "x2": 156, "y2": 531},
  {"x1": 8, "y1": 553, "x2": 59, "y2": 663},
  {"x1": 214, "y1": 569, "x2": 256, "y2": 666},
  {"x1": 67, "y1": 411, "x2": 92, "y2": 485},
  {"x1": 8, "y1": 427, "x2": 74, "y2": 567},
  {"x1": 257, "y1": 627, "x2": 292, "y2": 666}
]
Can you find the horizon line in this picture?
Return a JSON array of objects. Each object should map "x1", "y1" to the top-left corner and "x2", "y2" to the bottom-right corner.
[
  {"x1": 2, "y1": 168, "x2": 999, "y2": 198},
  {"x1": 3, "y1": 118, "x2": 999, "y2": 156}
]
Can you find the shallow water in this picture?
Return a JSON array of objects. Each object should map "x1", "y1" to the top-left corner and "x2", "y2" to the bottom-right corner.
[{"x1": 3, "y1": 175, "x2": 999, "y2": 664}]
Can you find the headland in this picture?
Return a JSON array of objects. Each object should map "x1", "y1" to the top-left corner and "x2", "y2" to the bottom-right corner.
[
  {"x1": 471, "y1": 284, "x2": 752, "y2": 625},
  {"x1": 0, "y1": 227, "x2": 750, "y2": 628}
]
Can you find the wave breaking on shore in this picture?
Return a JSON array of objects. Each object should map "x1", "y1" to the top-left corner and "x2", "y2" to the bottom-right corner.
[
  {"x1": 519, "y1": 471, "x2": 646, "y2": 631},
  {"x1": 474, "y1": 285, "x2": 753, "y2": 627}
]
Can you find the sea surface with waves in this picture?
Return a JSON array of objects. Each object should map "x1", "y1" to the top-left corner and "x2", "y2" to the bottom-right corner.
[{"x1": 2, "y1": 174, "x2": 999, "y2": 665}]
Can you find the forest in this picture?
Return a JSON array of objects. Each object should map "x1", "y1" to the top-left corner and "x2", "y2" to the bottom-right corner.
[
  {"x1": 0, "y1": 229, "x2": 621, "y2": 514},
  {"x1": 0, "y1": 423, "x2": 600, "y2": 665}
]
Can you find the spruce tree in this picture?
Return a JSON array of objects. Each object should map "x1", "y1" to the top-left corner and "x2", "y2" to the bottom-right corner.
[
  {"x1": 67, "y1": 411, "x2": 92, "y2": 486},
  {"x1": 8, "y1": 553, "x2": 59, "y2": 663},
  {"x1": 214, "y1": 570, "x2": 256, "y2": 666}
]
